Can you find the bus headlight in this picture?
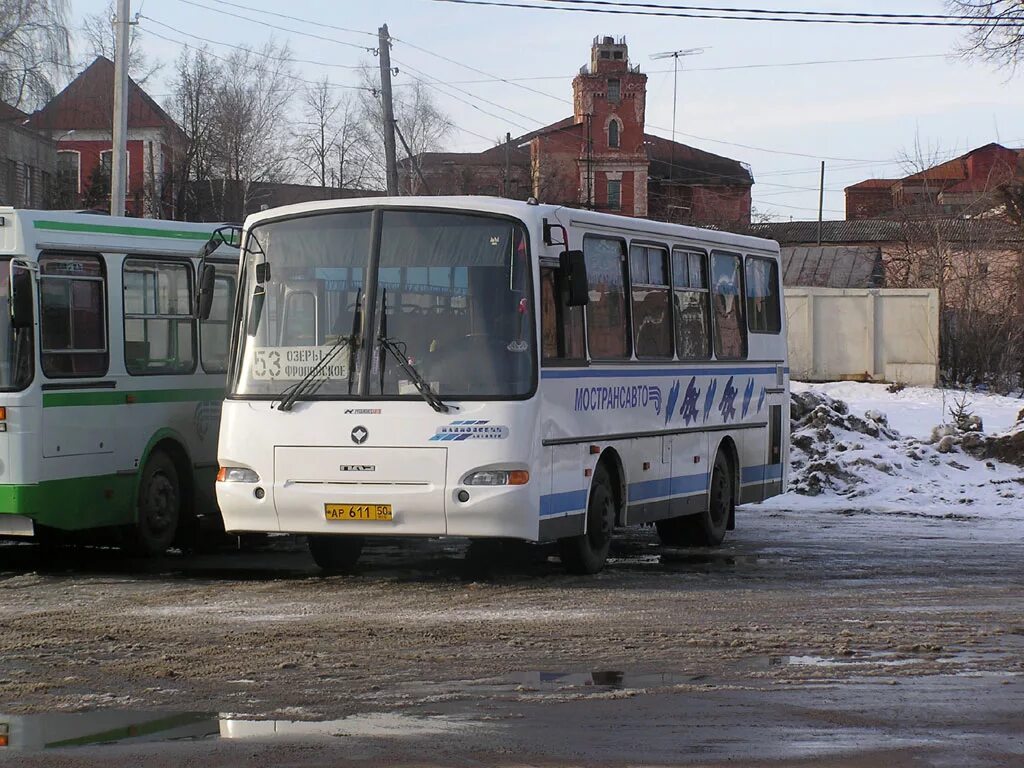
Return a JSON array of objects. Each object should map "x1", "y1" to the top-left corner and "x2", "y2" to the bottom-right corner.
[
  {"x1": 463, "y1": 469, "x2": 529, "y2": 486},
  {"x1": 217, "y1": 466, "x2": 260, "y2": 483}
]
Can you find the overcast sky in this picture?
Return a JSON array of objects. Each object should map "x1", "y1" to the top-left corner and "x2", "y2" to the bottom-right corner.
[{"x1": 69, "y1": 0, "x2": 1024, "y2": 221}]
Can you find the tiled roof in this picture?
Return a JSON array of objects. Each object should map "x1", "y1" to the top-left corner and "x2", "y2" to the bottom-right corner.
[
  {"x1": 781, "y1": 246, "x2": 884, "y2": 288},
  {"x1": 845, "y1": 179, "x2": 896, "y2": 191},
  {"x1": 645, "y1": 133, "x2": 752, "y2": 187},
  {"x1": 0, "y1": 100, "x2": 28, "y2": 122},
  {"x1": 26, "y1": 57, "x2": 181, "y2": 134}
]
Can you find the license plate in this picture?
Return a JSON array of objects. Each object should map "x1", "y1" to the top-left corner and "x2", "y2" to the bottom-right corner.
[{"x1": 324, "y1": 503, "x2": 393, "y2": 521}]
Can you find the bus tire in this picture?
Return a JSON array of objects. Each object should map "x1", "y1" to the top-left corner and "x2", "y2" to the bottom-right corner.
[
  {"x1": 559, "y1": 466, "x2": 615, "y2": 575},
  {"x1": 129, "y1": 450, "x2": 181, "y2": 556},
  {"x1": 656, "y1": 451, "x2": 732, "y2": 547},
  {"x1": 308, "y1": 535, "x2": 363, "y2": 574}
]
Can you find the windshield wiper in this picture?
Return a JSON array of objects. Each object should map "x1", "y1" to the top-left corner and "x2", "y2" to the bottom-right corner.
[
  {"x1": 277, "y1": 290, "x2": 363, "y2": 412},
  {"x1": 377, "y1": 288, "x2": 450, "y2": 414},
  {"x1": 275, "y1": 333, "x2": 353, "y2": 412}
]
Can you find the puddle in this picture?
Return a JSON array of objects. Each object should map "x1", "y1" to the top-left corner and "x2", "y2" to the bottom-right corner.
[{"x1": 0, "y1": 709, "x2": 481, "y2": 751}]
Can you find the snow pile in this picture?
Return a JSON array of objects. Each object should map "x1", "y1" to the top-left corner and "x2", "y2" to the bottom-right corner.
[{"x1": 773, "y1": 390, "x2": 1024, "y2": 521}]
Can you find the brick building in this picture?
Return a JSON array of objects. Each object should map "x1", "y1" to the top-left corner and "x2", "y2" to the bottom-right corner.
[
  {"x1": 0, "y1": 101, "x2": 56, "y2": 208},
  {"x1": 403, "y1": 36, "x2": 752, "y2": 227},
  {"x1": 846, "y1": 143, "x2": 1023, "y2": 219},
  {"x1": 26, "y1": 57, "x2": 185, "y2": 218}
]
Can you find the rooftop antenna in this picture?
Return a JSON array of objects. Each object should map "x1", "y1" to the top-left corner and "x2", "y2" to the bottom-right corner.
[{"x1": 650, "y1": 47, "x2": 706, "y2": 180}]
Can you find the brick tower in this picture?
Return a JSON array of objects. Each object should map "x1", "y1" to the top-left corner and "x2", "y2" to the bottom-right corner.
[{"x1": 572, "y1": 36, "x2": 649, "y2": 216}]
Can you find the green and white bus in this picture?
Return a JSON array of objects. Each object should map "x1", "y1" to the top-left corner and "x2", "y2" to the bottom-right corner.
[{"x1": 0, "y1": 209, "x2": 238, "y2": 554}]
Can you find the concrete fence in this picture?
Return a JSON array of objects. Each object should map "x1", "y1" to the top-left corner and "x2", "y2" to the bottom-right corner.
[{"x1": 784, "y1": 288, "x2": 940, "y2": 387}]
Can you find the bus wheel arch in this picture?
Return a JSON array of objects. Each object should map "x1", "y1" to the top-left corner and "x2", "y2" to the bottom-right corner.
[
  {"x1": 595, "y1": 448, "x2": 626, "y2": 527},
  {"x1": 129, "y1": 435, "x2": 195, "y2": 556},
  {"x1": 710, "y1": 436, "x2": 739, "y2": 530}
]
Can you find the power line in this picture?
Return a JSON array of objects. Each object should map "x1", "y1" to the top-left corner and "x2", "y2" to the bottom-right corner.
[
  {"x1": 431, "y1": 0, "x2": 1024, "y2": 27},
  {"x1": 200, "y1": 0, "x2": 378, "y2": 38}
]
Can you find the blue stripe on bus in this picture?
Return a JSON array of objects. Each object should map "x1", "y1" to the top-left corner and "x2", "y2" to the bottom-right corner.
[
  {"x1": 740, "y1": 463, "x2": 783, "y2": 484},
  {"x1": 541, "y1": 366, "x2": 789, "y2": 380},
  {"x1": 628, "y1": 472, "x2": 708, "y2": 503},
  {"x1": 539, "y1": 489, "x2": 589, "y2": 517},
  {"x1": 539, "y1": 464, "x2": 782, "y2": 518}
]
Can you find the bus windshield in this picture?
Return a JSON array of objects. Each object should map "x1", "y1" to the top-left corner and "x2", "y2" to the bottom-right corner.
[
  {"x1": 0, "y1": 259, "x2": 33, "y2": 391},
  {"x1": 232, "y1": 209, "x2": 535, "y2": 401}
]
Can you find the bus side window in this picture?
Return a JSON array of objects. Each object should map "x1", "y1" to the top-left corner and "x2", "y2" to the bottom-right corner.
[
  {"x1": 583, "y1": 235, "x2": 630, "y2": 360},
  {"x1": 200, "y1": 266, "x2": 237, "y2": 373},
  {"x1": 671, "y1": 248, "x2": 711, "y2": 360},
  {"x1": 124, "y1": 258, "x2": 197, "y2": 375},
  {"x1": 540, "y1": 267, "x2": 585, "y2": 363},
  {"x1": 745, "y1": 256, "x2": 781, "y2": 334},
  {"x1": 710, "y1": 251, "x2": 747, "y2": 360},
  {"x1": 629, "y1": 243, "x2": 672, "y2": 359},
  {"x1": 38, "y1": 253, "x2": 108, "y2": 378}
]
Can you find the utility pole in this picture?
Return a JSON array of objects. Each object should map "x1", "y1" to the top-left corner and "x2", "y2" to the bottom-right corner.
[
  {"x1": 504, "y1": 131, "x2": 511, "y2": 197},
  {"x1": 817, "y1": 161, "x2": 825, "y2": 246},
  {"x1": 111, "y1": 0, "x2": 131, "y2": 216},
  {"x1": 378, "y1": 24, "x2": 399, "y2": 196}
]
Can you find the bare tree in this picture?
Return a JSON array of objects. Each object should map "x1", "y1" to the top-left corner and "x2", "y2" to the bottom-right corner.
[
  {"x1": 0, "y1": 0, "x2": 71, "y2": 111},
  {"x1": 164, "y1": 46, "x2": 221, "y2": 219},
  {"x1": 209, "y1": 40, "x2": 295, "y2": 220},
  {"x1": 359, "y1": 69, "x2": 452, "y2": 193},
  {"x1": 949, "y1": 1, "x2": 1024, "y2": 69},
  {"x1": 293, "y1": 78, "x2": 371, "y2": 191},
  {"x1": 80, "y1": 0, "x2": 161, "y2": 85}
]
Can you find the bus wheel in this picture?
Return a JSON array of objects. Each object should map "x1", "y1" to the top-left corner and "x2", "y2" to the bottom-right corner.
[
  {"x1": 308, "y1": 535, "x2": 363, "y2": 574},
  {"x1": 656, "y1": 451, "x2": 732, "y2": 548},
  {"x1": 130, "y1": 450, "x2": 181, "y2": 556},
  {"x1": 559, "y1": 466, "x2": 615, "y2": 575}
]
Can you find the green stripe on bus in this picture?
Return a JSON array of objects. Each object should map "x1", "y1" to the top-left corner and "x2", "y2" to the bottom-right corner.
[
  {"x1": 0, "y1": 474, "x2": 137, "y2": 529},
  {"x1": 46, "y1": 712, "x2": 215, "y2": 748},
  {"x1": 33, "y1": 219, "x2": 215, "y2": 242},
  {"x1": 42, "y1": 387, "x2": 224, "y2": 408}
]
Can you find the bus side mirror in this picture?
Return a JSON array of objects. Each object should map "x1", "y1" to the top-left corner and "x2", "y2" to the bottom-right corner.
[
  {"x1": 197, "y1": 264, "x2": 216, "y2": 321},
  {"x1": 560, "y1": 249, "x2": 589, "y2": 307},
  {"x1": 10, "y1": 265, "x2": 34, "y2": 329}
]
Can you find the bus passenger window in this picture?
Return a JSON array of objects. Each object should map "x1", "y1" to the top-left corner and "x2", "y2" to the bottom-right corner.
[
  {"x1": 39, "y1": 253, "x2": 108, "y2": 378},
  {"x1": 541, "y1": 267, "x2": 585, "y2": 362},
  {"x1": 745, "y1": 256, "x2": 781, "y2": 334},
  {"x1": 123, "y1": 259, "x2": 196, "y2": 375},
  {"x1": 629, "y1": 244, "x2": 671, "y2": 359},
  {"x1": 710, "y1": 251, "x2": 747, "y2": 360},
  {"x1": 584, "y1": 236, "x2": 630, "y2": 359},
  {"x1": 671, "y1": 248, "x2": 710, "y2": 360},
  {"x1": 200, "y1": 267, "x2": 237, "y2": 373}
]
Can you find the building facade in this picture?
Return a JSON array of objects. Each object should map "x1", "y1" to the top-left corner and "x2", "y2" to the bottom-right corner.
[
  {"x1": 26, "y1": 57, "x2": 185, "y2": 218},
  {"x1": 403, "y1": 36, "x2": 753, "y2": 227},
  {"x1": 0, "y1": 101, "x2": 56, "y2": 209}
]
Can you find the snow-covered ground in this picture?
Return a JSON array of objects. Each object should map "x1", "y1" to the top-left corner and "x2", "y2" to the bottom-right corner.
[
  {"x1": 790, "y1": 381, "x2": 1023, "y2": 440},
  {"x1": 757, "y1": 382, "x2": 1024, "y2": 531}
]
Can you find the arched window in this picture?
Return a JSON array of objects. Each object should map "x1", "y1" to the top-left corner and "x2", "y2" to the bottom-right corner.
[{"x1": 608, "y1": 119, "x2": 620, "y2": 149}]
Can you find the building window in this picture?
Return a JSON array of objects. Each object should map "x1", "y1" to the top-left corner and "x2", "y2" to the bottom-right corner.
[
  {"x1": 607, "y1": 78, "x2": 620, "y2": 102},
  {"x1": 613, "y1": 51, "x2": 623, "y2": 60},
  {"x1": 39, "y1": 253, "x2": 109, "y2": 378},
  {"x1": 630, "y1": 244, "x2": 672, "y2": 359},
  {"x1": 711, "y1": 251, "x2": 747, "y2": 360},
  {"x1": 745, "y1": 256, "x2": 781, "y2": 334},
  {"x1": 584, "y1": 235, "x2": 630, "y2": 359},
  {"x1": 100, "y1": 149, "x2": 129, "y2": 189},
  {"x1": 608, "y1": 119, "x2": 620, "y2": 149},
  {"x1": 607, "y1": 179, "x2": 621, "y2": 210},
  {"x1": 57, "y1": 150, "x2": 80, "y2": 198},
  {"x1": 22, "y1": 165, "x2": 33, "y2": 207},
  {"x1": 600, "y1": 50, "x2": 610, "y2": 59},
  {"x1": 123, "y1": 258, "x2": 196, "y2": 375}
]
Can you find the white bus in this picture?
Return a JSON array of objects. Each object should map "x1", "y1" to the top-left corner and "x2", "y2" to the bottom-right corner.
[
  {"x1": 0, "y1": 209, "x2": 238, "y2": 554},
  {"x1": 216, "y1": 197, "x2": 788, "y2": 573}
]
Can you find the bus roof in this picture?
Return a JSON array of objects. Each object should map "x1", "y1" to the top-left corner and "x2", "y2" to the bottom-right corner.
[
  {"x1": 0, "y1": 208, "x2": 239, "y2": 258},
  {"x1": 241, "y1": 196, "x2": 780, "y2": 255}
]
